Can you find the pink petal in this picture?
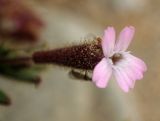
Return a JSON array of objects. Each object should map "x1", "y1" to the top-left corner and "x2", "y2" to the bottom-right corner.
[
  {"x1": 116, "y1": 61, "x2": 136, "y2": 88},
  {"x1": 116, "y1": 53, "x2": 146, "y2": 85},
  {"x1": 125, "y1": 54, "x2": 147, "y2": 72},
  {"x1": 102, "y1": 27, "x2": 116, "y2": 57},
  {"x1": 118, "y1": 67, "x2": 135, "y2": 89},
  {"x1": 120, "y1": 62, "x2": 142, "y2": 89},
  {"x1": 92, "y1": 58, "x2": 112, "y2": 88},
  {"x1": 115, "y1": 26, "x2": 135, "y2": 51},
  {"x1": 125, "y1": 64, "x2": 143, "y2": 81},
  {"x1": 113, "y1": 67, "x2": 129, "y2": 92}
]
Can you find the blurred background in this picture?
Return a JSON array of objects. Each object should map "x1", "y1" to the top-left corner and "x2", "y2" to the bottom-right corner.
[{"x1": 0, "y1": 0, "x2": 159, "y2": 121}]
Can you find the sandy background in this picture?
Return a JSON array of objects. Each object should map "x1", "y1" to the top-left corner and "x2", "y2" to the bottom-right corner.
[{"x1": 0, "y1": 0, "x2": 160, "y2": 121}]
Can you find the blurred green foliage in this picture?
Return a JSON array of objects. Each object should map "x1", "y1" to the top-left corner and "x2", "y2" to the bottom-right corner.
[{"x1": 0, "y1": 44, "x2": 45, "y2": 106}]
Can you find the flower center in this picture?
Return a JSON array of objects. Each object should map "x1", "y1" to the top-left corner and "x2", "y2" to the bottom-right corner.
[{"x1": 109, "y1": 53, "x2": 123, "y2": 65}]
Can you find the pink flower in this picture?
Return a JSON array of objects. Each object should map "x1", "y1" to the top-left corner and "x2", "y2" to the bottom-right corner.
[{"x1": 92, "y1": 26, "x2": 147, "y2": 92}]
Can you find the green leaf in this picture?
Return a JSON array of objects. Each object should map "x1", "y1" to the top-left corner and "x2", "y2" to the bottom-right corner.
[
  {"x1": 0, "y1": 45, "x2": 10, "y2": 57},
  {"x1": 0, "y1": 65, "x2": 41, "y2": 85},
  {"x1": 0, "y1": 90, "x2": 11, "y2": 106}
]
